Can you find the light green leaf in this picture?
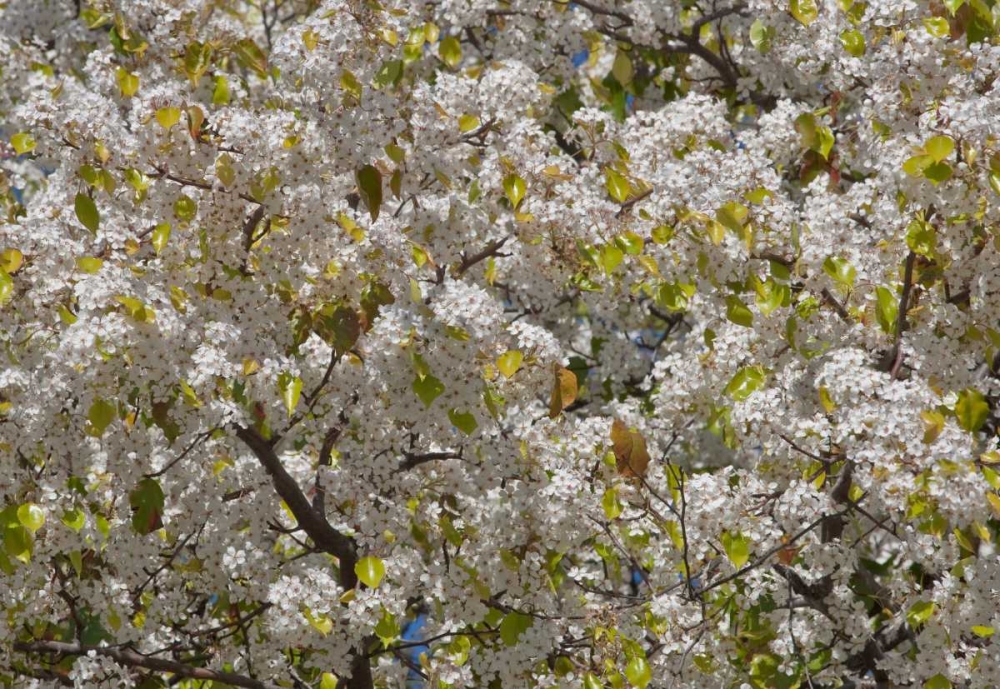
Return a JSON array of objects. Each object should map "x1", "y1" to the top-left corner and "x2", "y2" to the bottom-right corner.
[
  {"x1": 924, "y1": 675, "x2": 952, "y2": 689},
  {"x1": 625, "y1": 657, "x2": 652, "y2": 689},
  {"x1": 923, "y1": 17, "x2": 951, "y2": 37},
  {"x1": 497, "y1": 350, "x2": 524, "y2": 378},
  {"x1": 823, "y1": 256, "x2": 856, "y2": 292},
  {"x1": 839, "y1": 29, "x2": 865, "y2": 56},
  {"x1": 605, "y1": 168, "x2": 631, "y2": 203},
  {"x1": 277, "y1": 372, "x2": 303, "y2": 417},
  {"x1": 955, "y1": 388, "x2": 989, "y2": 433},
  {"x1": 11, "y1": 132, "x2": 35, "y2": 155},
  {"x1": 602, "y1": 488, "x2": 623, "y2": 519},
  {"x1": 790, "y1": 0, "x2": 819, "y2": 25},
  {"x1": 925, "y1": 135, "x2": 955, "y2": 163},
  {"x1": 721, "y1": 531, "x2": 750, "y2": 567},
  {"x1": 74, "y1": 193, "x2": 100, "y2": 234},
  {"x1": 439, "y1": 35, "x2": 462, "y2": 67},
  {"x1": 151, "y1": 223, "x2": 171, "y2": 254},
  {"x1": 906, "y1": 600, "x2": 936, "y2": 627},
  {"x1": 749, "y1": 19, "x2": 774, "y2": 53},
  {"x1": 600, "y1": 243, "x2": 624, "y2": 275},
  {"x1": 17, "y1": 504, "x2": 45, "y2": 533},
  {"x1": 612, "y1": 51, "x2": 634, "y2": 84},
  {"x1": 875, "y1": 286, "x2": 898, "y2": 335},
  {"x1": 413, "y1": 374, "x2": 445, "y2": 407},
  {"x1": 906, "y1": 219, "x2": 936, "y2": 257},
  {"x1": 321, "y1": 673, "x2": 338, "y2": 689},
  {"x1": 87, "y1": 398, "x2": 117, "y2": 436},
  {"x1": 814, "y1": 126, "x2": 835, "y2": 159},
  {"x1": 726, "y1": 365, "x2": 768, "y2": 401},
  {"x1": 503, "y1": 174, "x2": 526, "y2": 208},
  {"x1": 355, "y1": 556, "x2": 386, "y2": 588}
]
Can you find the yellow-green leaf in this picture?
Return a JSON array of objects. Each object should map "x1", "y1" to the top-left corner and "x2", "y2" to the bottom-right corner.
[
  {"x1": 277, "y1": 372, "x2": 303, "y2": 416},
  {"x1": 503, "y1": 174, "x2": 526, "y2": 208},
  {"x1": 74, "y1": 193, "x2": 100, "y2": 234},
  {"x1": 87, "y1": 398, "x2": 117, "y2": 436},
  {"x1": 0, "y1": 248, "x2": 23, "y2": 274},
  {"x1": 439, "y1": 35, "x2": 462, "y2": 67},
  {"x1": 839, "y1": 29, "x2": 865, "y2": 56},
  {"x1": 790, "y1": 0, "x2": 819, "y2": 25},
  {"x1": 612, "y1": 51, "x2": 634, "y2": 84},
  {"x1": 116, "y1": 67, "x2": 139, "y2": 97},
  {"x1": 151, "y1": 223, "x2": 170, "y2": 254},
  {"x1": 155, "y1": 106, "x2": 181, "y2": 129},
  {"x1": 955, "y1": 388, "x2": 989, "y2": 433},
  {"x1": 605, "y1": 168, "x2": 631, "y2": 203},
  {"x1": 17, "y1": 504, "x2": 45, "y2": 533},
  {"x1": 925, "y1": 135, "x2": 955, "y2": 163},
  {"x1": 355, "y1": 556, "x2": 386, "y2": 588},
  {"x1": 548, "y1": 366, "x2": 578, "y2": 418},
  {"x1": 357, "y1": 165, "x2": 383, "y2": 222},
  {"x1": 721, "y1": 531, "x2": 750, "y2": 567},
  {"x1": 11, "y1": 132, "x2": 36, "y2": 155},
  {"x1": 497, "y1": 350, "x2": 523, "y2": 378},
  {"x1": 76, "y1": 256, "x2": 103, "y2": 274}
]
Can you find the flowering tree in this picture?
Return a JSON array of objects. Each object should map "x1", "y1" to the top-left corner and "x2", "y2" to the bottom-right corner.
[{"x1": 3, "y1": 0, "x2": 1000, "y2": 686}]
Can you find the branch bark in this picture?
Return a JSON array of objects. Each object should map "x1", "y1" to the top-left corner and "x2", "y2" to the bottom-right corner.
[{"x1": 13, "y1": 640, "x2": 282, "y2": 689}]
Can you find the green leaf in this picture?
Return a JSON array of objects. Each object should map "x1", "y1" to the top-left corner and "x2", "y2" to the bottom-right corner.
[
  {"x1": 116, "y1": 67, "x2": 139, "y2": 96},
  {"x1": 749, "y1": 19, "x2": 774, "y2": 53},
  {"x1": 87, "y1": 398, "x2": 117, "y2": 436},
  {"x1": 372, "y1": 60, "x2": 403, "y2": 89},
  {"x1": 503, "y1": 174, "x2": 526, "y2": 208},
  {"x1": 839, "y1": 29, "x2": 866, "y2": 56},
  {"x1": 234, "y1": 38, "x2": 268, "y2": 78},
  {"x1": 499, "y1": 611, "x2": 533, "y2": 646},
  {"x1": 906, "y1": 600, "x2": 936, "y2": 627},
  {"x1": 355, "y1": 556, "x2": 386, "y2": 588},
  {"x1": 448, "y1": 408, "x2": 477, "y2": 435},
  {"x1": 438, "y1": 35, "x2": 462, "y2": 67},
  {"x1": 721, "y1": 531, "x2": 750, "y2": 567},
  {"x1": 357, "y1": 165, "x2": 383, "y2": 221},
  {"x1": 61, "y1": 509, "x2": 85, "y2": 531},
  {"x1": 151, "y1": 222, "x2": 171, "y2": 254},
  {"x1": 0, "y1": 270, "x2": 12, "y2": 307},
  {"x1": 4, "y1": 524, "x2": 32, "y2": 563},
  {"x1": 814, "y1": 125, "x2": 835, "y2": 159},
  {"x1": 923, "y1": 161, "x2": 953, "y2": 185},
  {"x1": 583, "y1": 673, "x2": 605, "y2": 689},
  {"x1": 413, "y1": 374, "x2": 445, "y2": 407},
  {"x1": 725, "y1": 296, "x2": 754, "y2": 327},
  {"x1": 875, "y1": 286, "x2": 898, "y2": 335},
  {"x1": 716, "y1": 202, "x2": 748, "y2": 233},
  {"x1": 925, "y1": 135, "x2": 955, "y2": 163},
  {"x1": 906, "y1": 219, "x2": 936, "y2": 257},
  {"x1": 174, "y1": 195, "x2": 197, "y2": 221},
  {"x1": 314, "y1": 304, "x2": 361, "y2": 354},
  {"x1": 600, "y1": 243, "x2": 624, "y2": 275},
  {"x1": 625, "y1": 656, "x2": 652, "y2": 689},
  {"x1": 955, "y1": 388, "x2": 989, "y2": 433},
  {"x1": 611, "y1": 51, "x2": 634, "y2": 84},
  {"x1": 17, "y1": 504, "x2": 45, "y2": 533},
  {"x1": 11, "y1": 132, "x2": 35, "y2": 155},
  {"x1": 129, "y1": 478, "x2": 165, "y2": 535},
  {"x1": 277, "y1": 372, "x2": 303, "y2": 417},
  {"x1": 74, "y1": 193, "x2": 100, "y2": 234},
  {"x1": 923, "y1": 16, "x2": 951, "y2": 37},
  {"x1": 605, "y1": 168, "x2": 631, "y2": 203},
  {"x1": 755, "y1": 279, "x2": 789, "y2": 316},
  {"x1": 924, "y1": 675, "x2": 952, "y2": 689},
  {"x1": 321, "y1": 673, "x2": 338, "y2": 689},
  {"x1": 213, "y1": 75, "x2": 231, "y2": 105},
  {"x1": 76, "y1": 256, "x2": 103, "y2": 274},
  {"x1": 823, "y1": 256, "x2": 856, "y2": 292},
  {"x1": 497, "y1": 350, "x2": 524, "y2": 378},
  {"x1": 375, "y1": 609, "x2": 400, "y2": 647},
  {"x1": 790, "y1": 0, "x2": 819, "y2": 25},
  {"x1": 903, "y1": 154, "x2": 933, "y2": 176},
  {"x1": 602, "y1": 488, "x2": 623, "y2": 519},
  {"x1": 726, "y1": 365, "x2": 768, "y2": 401}
]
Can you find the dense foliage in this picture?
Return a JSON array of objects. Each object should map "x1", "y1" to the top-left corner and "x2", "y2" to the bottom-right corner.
[{"x1": 3, "y1": 0, "x2": 1000, "y2": 687}]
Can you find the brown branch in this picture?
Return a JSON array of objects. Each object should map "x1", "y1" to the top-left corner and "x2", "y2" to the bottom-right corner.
[
  {"x1": 820, "y1": 288, "x2": 850, "y2": 321},
  {"x1": 396, "y1": 450, "x2": 463, "y2": 473},
  {"x1": 888, "y1": 251, "x2": 917, "y2": 379},
  {"x1": 233, "y1": 426, "x2": 357, "y2": 582},
  {"x1": 455, "y1": 235, "x2": 512, "y2": 276},
  {"x1": 12, "y1": 640, "x2": 282, "y2": 689}
]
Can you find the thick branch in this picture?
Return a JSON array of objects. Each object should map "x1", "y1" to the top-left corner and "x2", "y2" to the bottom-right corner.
[
  {"x1": 234, "y1": 426, "x2": 357, "y2": 583},
  {"x1": 13, "y1": 641, "x2": 281, "y2": 689}
]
